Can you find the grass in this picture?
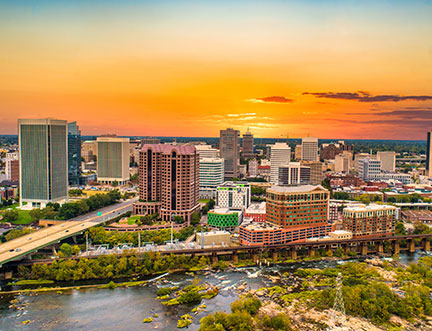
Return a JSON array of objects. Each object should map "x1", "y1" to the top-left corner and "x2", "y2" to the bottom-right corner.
[
  {"x1": 0, "y1": 204, "x2": 33, "y2": 225},
  {"x1": 8, "y1": 279, "x2": 54, "y2": 286},
  {"x1": 127, "y1": 215, "x2": 142, "y2": 225},
  {"x1": 199, "y1": 199, "x2": 210, "y2": 204}
]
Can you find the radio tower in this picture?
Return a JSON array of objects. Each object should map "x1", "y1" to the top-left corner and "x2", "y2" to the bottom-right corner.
[{"x1": 331, "y1": 272, "x2": 346, "y2": 324}]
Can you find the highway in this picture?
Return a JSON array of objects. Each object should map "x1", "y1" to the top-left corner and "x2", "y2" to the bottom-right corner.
[{"x1": 0, "y1": 197, "x2": 138, "y2": 266}]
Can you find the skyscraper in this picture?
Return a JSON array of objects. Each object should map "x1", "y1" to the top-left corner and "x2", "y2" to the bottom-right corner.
[
  {"x1": 278, "y1": 162, "x2": 310, "y2": 185},
  {"x1": 269, "y1": 142, "x2": 291, "y2": 184},
  {"x1": 377, "y1": 151, "x2": 396, "y2": 172},
  {"x1": 426, "y1": 131, "x2": 432, "y2": 177},
  {"x1": 220, "y1": 128, "x2": 240, "y2": 178},
  {"x1": 301, "y1": 137, "x2": 319, "y2": 161},
  {"x1": 242, "y1": 131, "x2": 254, "y2": 159},
  {"x1": 18, "y1": 118, "x2": 68, "y2": 208},
  {"x1": 134, "y1": 144, "x2": 200, "y2": 223},
  {"x1": 67, "y1": 122, "x2": 82, "y2": 186},
  {"x1": 97, "y1": 136, "x2": 130, "y2": 185}
]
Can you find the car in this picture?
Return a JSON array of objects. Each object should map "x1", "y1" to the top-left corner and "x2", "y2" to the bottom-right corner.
[
  {"x1": 9, "y1": 249, "x2": 14, "y2": 252},
  {"x1": 28, "y1": 237, "x2": 32, "y2": 240},
  {"x1": 16, "y1": 248, "x2": 22, "y2": 252},
  {"x1": 65, "y1": 230, "x2": 69, "y2": 233}
]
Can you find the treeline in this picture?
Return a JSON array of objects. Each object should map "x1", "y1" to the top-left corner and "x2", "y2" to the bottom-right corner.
[
  {"x1": 17, "y1": 252, "x2": 211, "y2": 282},
  {"x1": 86, "y1": 225, "x2": 196, "y2": 246},
  {"x1": 29, "y1": 190, "x2": 122, "y2": 221}
]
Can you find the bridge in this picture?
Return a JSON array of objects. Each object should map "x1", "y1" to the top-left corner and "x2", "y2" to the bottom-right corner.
[
  {"x1": 0, "y1": 197, "x2": 138, "y2": 267},
  {"x1": 4, "y1": 233, "x2": 431, "y2": 268}
]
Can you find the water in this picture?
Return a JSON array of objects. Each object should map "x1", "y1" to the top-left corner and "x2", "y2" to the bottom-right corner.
[{"x1": 0, "y1": 251, "x2": 429, "y2": 331}]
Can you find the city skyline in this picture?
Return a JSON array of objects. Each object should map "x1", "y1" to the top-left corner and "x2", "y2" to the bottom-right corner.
[{"x1": 1, "y1": 1, "x2": 432, "y2": 139}]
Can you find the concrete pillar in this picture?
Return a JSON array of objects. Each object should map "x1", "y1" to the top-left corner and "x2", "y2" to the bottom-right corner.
[
  {"x1": 232, "y1": 253, "x2": 239, "y2": 263},
  {"x1": 423, "y1": 239, "x2": 431, "y2": 252},
  {"x1": 360, "y1": 244, "x2": 368, "y2": 256},
  {"x1": 252, "y1": 252, "x2": 259, "y2": 263},
  {"x1": 344, "y1": 244, "x2": 350, "y2": 254},
  {"x1": 308, "y1": 247, "x2": 315, "y2": 258},
  {"x1": 211, "y1": 253, "x2": 218, "y2": 265},
  {"x1": 272, "y1": 251, "x2": 279, "y2": 262},
  {"x1": 290, "y1": 249, "x2": 297, "y2": 260},
  {"x1": 408, "y1": 239, "x2": 415, "y2": 253},
  {"x1": 392, "y1": 241, "x2": 400, "y2": 255},
  {"x1": 376, "y1": 243, "x2": 384, "y2": 254}
]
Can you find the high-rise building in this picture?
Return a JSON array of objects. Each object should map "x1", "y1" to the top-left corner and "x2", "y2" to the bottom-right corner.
[
  {"x1": 81, "y1": 140, "x2": 97, "y2": 163},
  {"x1": 278, "y1": 162, "x2": 310, "y2": 185},
  {"x1": 18, "y1": 118, "x2": 68, "y2": 208},
  {"x1": 377, "y1": 151, "x2": 396, "y2": 172},
  {"x1": 301, "y1": 161, "x2": 324, "y2": 185},
  {"x1": 97, "y1": 136, "x2": 130, "y2": 185},
  {"x1": 334, "y1": 153, "x2": 352, "y2": 173},
  {"x1": 427, "y1": 131, "x2": 432, "y2": 177},
  {"x1": 216, "y1": 181, "x2": 251, "y2": 210},
  {"x1": 242, "y1": 131, "x2": 254, "y2": 159},
  {"x1": 248, "y1": 158, "x2": 258, "y2": 177},
  {"x1": 141, "y1": 137, "x2": 160, "y2": 145},
  {"x1": 354, "y1": 153, "x2": 370, "y2": 173},
  {"x1": 134, "y1": 144, "x2": 200, "y2": 223},
  {"x1": 359, "y1": 157, "x2": 381, "y2": 180},
  {"x1": 220, "y1": 128, "x2": 240, "y2": 178},
  {"x1": 67, "y1": 122, "x2": 82, "y2": 186},
  {"x1": 294, "y1": 145, "x2": 302, "y2": 160},
  {"x1": 199, "y1": 157, "x2": 224, "y2": 199},
  {"x1": 5, "y1": 151, "x2": 19, "y2": 182},
  {"x1": 343, "y1": 204, "x2": 396, "y2": 238},
  {"x1": 195, "y1": 144, "x2": 219, "y2": 158},
  {"x1": 301, "y1": 137, "x2": 319, "y2": 161},
  {"x1": 269, "y1": 142, "x2": 291, "y2": 184}
]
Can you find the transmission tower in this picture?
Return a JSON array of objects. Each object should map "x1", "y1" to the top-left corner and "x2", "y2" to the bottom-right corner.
[{"x1": 331, "y1": 272, "x2": 346, "y2": 324}]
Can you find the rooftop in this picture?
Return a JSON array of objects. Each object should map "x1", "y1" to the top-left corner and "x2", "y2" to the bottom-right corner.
[
  {"x1": 141, "y1": 143, "x2": 196, "y2": 155},
  {"x1": 344, "y1": 203, "x2": 397, "y2": 211},
  {"x1": 209, "y1": 208, "x2": 238, "y2": 215},
  {"x1": 268, "y1": 184, "x2": 326, "y2": 193}
]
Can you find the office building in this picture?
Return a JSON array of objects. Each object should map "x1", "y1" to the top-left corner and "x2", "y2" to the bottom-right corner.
[
  {"x1": 5, "y1": 151, "x2": 19, "y2": 182},
  {"x1": 269, "y1": 142, "x2": 291, "y2": 184},
  {"x1": 81, "y1": 140, "x2": 97, "y2": 163},
  {"x1": 329, "y1": 203, "x2": 338, "y2": 223},
  {"x1": 278, "y1": 162, "x2": 310, "y2": 185},
  {"x1": 354, "y1": 153, "x2": 370, "y2": 173},
  {"x1": 334, "y1": 153, "x2": 352, "y2": 173},
  {"x1": 244, "y1": 202, "x2": 266, "y2": 222},
  {"x1": 207, "y1": 208, "x2": 240, "y2": 232},
  {"x1": 301, "y1": 161, "x2": 324, "y2": 185},
  {"x1": 242, "y1": 131, "x2": 254, "y2": 159},
  {"x1": 141, "y1": 137, "x2": 160, "y2": 145},
  {"x1": 320, "y1": 141, "x2": 354, "y2": 160},
  {"x1": 377, "y1": 151, "x2": 396, "y2": 172},
  {"x1": 18, "y1": 118, "x2": 68, "y2": 208},
  {"x1": 427, "y1": 131, "x2": 432, "y2": 177},
  {"x1": 248, "y1": 158, "x2": 258, "y2": 177},
  {"x1": 67, "y1": 122, "x2": 82, "y2": 186},
  {"x1": 195, "y1": 144, "x2": 219, "y2": 158},
  {"x1": 220, "y1": 128, "x2": 240, "y2": 178},
  {"x1": 294, "y1": 145, "x2": 302, "y2": 160},
  {"x1": 301, "y1": 137, "x2": 319, "y2": 161},
  {"x1": 97, "y1": 136, "x2": 130, "y2": 185},
  {"x1": 359, "y1": 157, "x2": 381, "y2": 180},
  {"x1": 199, "y1": 157, "x2": 224, "y2": 199},
  {"x1": 216, "y1": 181, "x2": 251, "y2": 210},
  {"x1": 343, "y1": 204, "x2": 396, "y2": 238},
  {"x1": 134, "y1": 144, "x2": 200, "y2": 223}
]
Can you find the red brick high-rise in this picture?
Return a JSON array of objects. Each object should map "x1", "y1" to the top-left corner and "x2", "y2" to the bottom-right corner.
[{"x1": 133, "y1": 144, "x2": 200, "y2": 223}]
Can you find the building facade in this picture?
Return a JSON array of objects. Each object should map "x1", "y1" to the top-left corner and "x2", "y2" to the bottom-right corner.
[
  {"x1": 278, "y1": 162, "x2": 310, "y2": 185},
  {"x1": 219, "y1": 128, "x2": 240, "y2": 178},
  {"x1": 242, "y1": 131, "x2": 254, "y2": 159},
  {"x1": 195, "y1": 144, "x2": 219, "y2": 158},
  {"x1": 5, "y1": 151, "x2": 19, "y2": 182},
  {"x1": 427, "y1": 131, "x2": 432, "y2": 177},
  {"x1": 216, "y1": 181, "x2": 251, "y2": 210},
  {"x1": 97, "y1": 136, "x2": 130, "y2": 185},
  {"x1": 301, "y1": 137, "x2": 319, "y2": 161},
  {"x1": 359, "y1": 157, "x2": 381, "y2": 180},
  {"x1": 135, "y1": 144, "x2": 200, "y2": 223},
  {"x1": 248, "y1": 158, "x2": 258, "y2": 177},
  {"x1": 207, "y1": 208, "x2": 239, "y2": 232},
  {"x1": 343, "y1": 204, "x2": 396, "y2": 238},
  {"x1": 301, "y1": 161, "x2": 324, "y2": 185},
  {"x1": 269, "y1": 142, "x2": 291, "y2": 184},
  {"x1": 18, "y1": 118, "x2": 68, "y2": 208},
  {"x1": 67, "y1": 122, "x2": 82, "y2": 186},
  {"x1": 199, "y1": 157, "x2": 224, "y2": 199},
  {"x1": 334, "y1": 153, "x2": 352, "y2": 173},
  {"x1": 377, "y1": 151, "x2": 396, "y2": 172},
  {"x1": 244, "y1": 202, "x2": 266, "y2": 222}
]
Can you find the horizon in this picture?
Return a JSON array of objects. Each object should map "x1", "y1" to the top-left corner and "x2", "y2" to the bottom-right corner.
[{"x1": 1, "y1": 1, "x2": 432, "y2": 139}]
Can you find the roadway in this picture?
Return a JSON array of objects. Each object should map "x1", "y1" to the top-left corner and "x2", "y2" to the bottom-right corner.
[{"x1": 0, "y1": 197, "x2": 138, "y2": 266}]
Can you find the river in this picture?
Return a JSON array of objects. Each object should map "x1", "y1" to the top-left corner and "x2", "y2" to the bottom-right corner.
[{"x1": 0, "y1": 251, "x2": 428, "y2": 331}]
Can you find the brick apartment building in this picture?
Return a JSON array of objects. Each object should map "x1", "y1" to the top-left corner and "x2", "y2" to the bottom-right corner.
[{"x1": 133, "y1": 144, "x2": 200, "y2": 223}]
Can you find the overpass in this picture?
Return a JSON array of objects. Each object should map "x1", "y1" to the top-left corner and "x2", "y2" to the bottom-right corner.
[
  {"x1": 5, "y1": 233, "x2": 432, "y2": 268},
  {"x1": 0, "y1": 197, "x2": 138, "y2": 267}
]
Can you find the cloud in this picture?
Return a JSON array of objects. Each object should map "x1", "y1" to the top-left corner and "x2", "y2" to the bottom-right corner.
[
  {"x1": 245, "y1": 96, "x2": 294, "y2": 104},
  {"x1": 303, "y1": 91, "x2": 432, "y2": 102},
  {"x1": 227, "y1": 113, "x2": 256, "y2": 117}
]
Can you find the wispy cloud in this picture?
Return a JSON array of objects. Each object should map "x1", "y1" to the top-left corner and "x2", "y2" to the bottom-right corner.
[
  {"x1": 303, "y1": 91, "x2": 432, "y2": 102},
  {"x1": 245, "y1": 96, "x2": 294, "y2": 104},
  {"x1": 227, "y1": 113, "x2": 256, "y2": 117}
]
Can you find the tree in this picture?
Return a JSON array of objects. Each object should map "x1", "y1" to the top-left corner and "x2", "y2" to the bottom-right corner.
[
  {"x1": 191, "y1": 212, "x2": 201, "y2": 226},
  {"x1": 395, "y1": 222, "x2": 407, "y2": 236},
  {"x1": 29, "y1": 208, "x2": 42, "y2": 221},
  {"x1": 59, "y1": 243, "x2": 73, "y2": 257},
  {"x1": 112, "y1": 180, "x2": 119, "y2": 187},
  {"x1": 173, "y1": 216, "x2": 184, "y2": 224},
  {"x1": 3, "y1": 209, "x2": 18, "y2": 222}
]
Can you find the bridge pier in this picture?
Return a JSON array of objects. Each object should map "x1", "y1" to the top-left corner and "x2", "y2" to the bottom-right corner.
[
  {"x1": 343, "y1": 244, "x2": 350, "y2": 255},
  {"x1": 252, "y1": 252, "x2": 259, "y2": 263},
  {"x1": 232, "y1": 253, "x2": 238, "y2": 263},
  {"x1": 376, "y1": 242, "x2": 384, "y2": 254},
  {"x1": 423, "y1": 239, "x2": 431, "y2": 252},
  {"x1": 290, "y1": 249, "x2": 297, "y2": 260},
  {"x1": 392, "y1": 241, "x2": 400, "y2": 255},
  {"x1": 272, "y1": 251, "x2": 279, "y2": 262},
  {"x1": 308, "y1": 247, "x2": 315, "y2": 258},
  {"x1": 211, "y1": 253, "x2": 218, "y2": 265},
  {"x1": 408, "y1": 239, "x2": 416, "y2": 253},
  {"x1": 359, "y1": 243, "x2": 368, "y2": 256}
]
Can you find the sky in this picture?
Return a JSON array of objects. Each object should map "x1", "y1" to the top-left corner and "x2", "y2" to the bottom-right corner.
[{"x1": 1, "y1": 0, "x2": 432, "y2": 139}]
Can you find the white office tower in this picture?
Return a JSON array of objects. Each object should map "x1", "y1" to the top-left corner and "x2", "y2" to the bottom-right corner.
[
  {"x1": 301, "y1": 137, "x2": 319, "y2": 161},
  {"x1": 278, "y1": 162, "x2": 311, "y2": 185},
  {"x1": 97, "y1": 136, "x2": 130, "y2": 185},
  {"x1": 216, "y1": 181, "x2": 251, "y2": 210},
  {"x1": 248, "y1": 158, "x2": 258, "y2": 177},
  {"x1": 359, "y1": 157, "x2": 381, "y2": 180},
  {"x1": 334, "y1": 153, "x2": 352, "y2": 173},
  {"x1": 270, "y1": 142, "x2": 291, "y2": 184},
  {"x1": 199, "y1": 157, "x2": 224, "y2": 199},
  {"x1": 195, "y1": 144, "x2": 219, "y2": 159},
  {"x1": 377, "y1": 151, "x2": 396, "y2": 172}
]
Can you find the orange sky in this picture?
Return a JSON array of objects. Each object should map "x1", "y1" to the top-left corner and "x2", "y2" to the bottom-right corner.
[{"x1": 1, "y1": 1, "x2": 432, "y2": 139}]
